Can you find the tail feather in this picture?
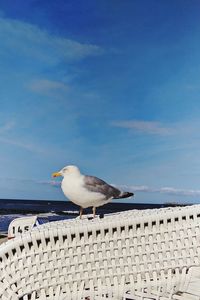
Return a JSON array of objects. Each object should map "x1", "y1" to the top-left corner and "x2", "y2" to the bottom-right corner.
[{"x1": 115, "y1": 191, "x2": 134, "y2": 199}]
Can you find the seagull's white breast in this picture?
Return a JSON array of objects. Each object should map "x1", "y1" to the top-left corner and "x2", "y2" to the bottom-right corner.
[{"x1": 61, "y1": 175, "x2": 106, "y2": 208}]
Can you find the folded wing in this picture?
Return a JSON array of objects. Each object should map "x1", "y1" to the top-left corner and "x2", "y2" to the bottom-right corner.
[{"x1": 84, "y1": 175, "x2": 121, "y2": 199}]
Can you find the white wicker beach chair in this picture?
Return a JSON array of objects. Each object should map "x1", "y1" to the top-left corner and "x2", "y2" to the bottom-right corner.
[{"x1": 1, "y1": 204, "x2": 200, "y2": 299}]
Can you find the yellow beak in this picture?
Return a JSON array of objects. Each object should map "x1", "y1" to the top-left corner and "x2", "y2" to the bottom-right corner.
[{"x1": 52, "y1": 172, "x2": 62, "y2": 178}]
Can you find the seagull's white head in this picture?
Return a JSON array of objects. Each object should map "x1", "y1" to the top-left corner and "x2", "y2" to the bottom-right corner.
[{"x1": 52, "y1": 165, "x2": 81, "y2": 178}]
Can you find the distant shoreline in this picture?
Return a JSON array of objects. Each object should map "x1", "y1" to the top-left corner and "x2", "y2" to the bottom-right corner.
[{"x1": 0, "y1": 198, "x2": 187, "y2": 215}]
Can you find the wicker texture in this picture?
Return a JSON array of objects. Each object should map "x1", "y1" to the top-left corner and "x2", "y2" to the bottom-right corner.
[{"x1": 1, "y1": 205, "x2": 200, "y2": 299}]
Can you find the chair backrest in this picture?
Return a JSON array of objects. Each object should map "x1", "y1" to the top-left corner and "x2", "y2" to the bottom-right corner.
[
  {"x1": 1, "y1": 205, "x2": 200, "y2": 299},
  {"x1": 7, "y1": 216, "x2": 38, "y2": 239}
]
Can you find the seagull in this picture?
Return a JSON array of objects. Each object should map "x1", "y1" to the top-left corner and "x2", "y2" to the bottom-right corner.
[{"x1": 52, "y1": 165, "x2": 134, "y2": 218}]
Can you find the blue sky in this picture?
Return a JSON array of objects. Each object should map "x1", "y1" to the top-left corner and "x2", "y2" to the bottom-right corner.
[{"x1": 1, "y1": 0, "x2": 200, "y2": 203}]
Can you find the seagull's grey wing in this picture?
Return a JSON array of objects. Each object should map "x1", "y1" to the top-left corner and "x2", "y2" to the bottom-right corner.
[{"x1": 84, "y1": 175, "x2": 121, "y2": 199}]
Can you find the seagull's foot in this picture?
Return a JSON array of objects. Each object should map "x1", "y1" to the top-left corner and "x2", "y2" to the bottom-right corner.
[
  {"x1": 80, "y1": 207, "x2": 83, "y2": 219},
  {"x1": 92, "y1": 207, "x2": 96, "y2": 219}
]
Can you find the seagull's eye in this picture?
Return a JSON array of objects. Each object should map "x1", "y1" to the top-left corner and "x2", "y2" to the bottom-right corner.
[{"x1": 63, "y1": 168, "x2": 68, "y2": 172}]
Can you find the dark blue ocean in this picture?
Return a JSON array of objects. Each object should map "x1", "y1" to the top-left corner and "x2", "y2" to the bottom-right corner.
[{"x1": 0, "y1": 199, "x2": 176, "y2": 234}]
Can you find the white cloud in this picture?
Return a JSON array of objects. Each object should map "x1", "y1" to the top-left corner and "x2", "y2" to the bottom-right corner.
[
  {"x1": 0, "y1": 121, "x2": 15, "y2": 134},
  {"x1": 0, "y1": 16, "x2": 103, "y2": 65},
  {"x1": 186, "y1": 84, "x2": 200, "y2": 91},
  {"x1": 0, "y1": 136, "x2": 46, "y2": 154},
  {"x1": 0, "y1": 121, "x2": 45, "y2": 153},
  {"x1": 37, "y1": 180, "x2": 61, "y2": 187},
  {"x1": 159, "y1": 187, "x2": 200, "y2": 197},
  {"x1": 0, "y1": 177, "x2": 60, "y2": 185},
  {"x1": 111, "y1": 120, "x2": 174, "y2": 136},
  {"x1": 35, "y1": 179, "x2": 200, "y2": 198},
  {"x1": 121, "y1": 184, "x2": 200, "y2": 197},
  {"x1": 28, "y1": 79, "x2": 69, "y2": 95}
]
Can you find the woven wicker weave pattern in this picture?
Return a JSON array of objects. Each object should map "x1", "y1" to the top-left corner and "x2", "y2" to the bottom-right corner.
[{"x1": 1, "y1": 205, "x2": 200, "y2": 299}]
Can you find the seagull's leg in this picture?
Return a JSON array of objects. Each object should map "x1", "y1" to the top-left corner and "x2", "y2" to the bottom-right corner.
[
  {"x1": 80, "y1": 207, "x2": 83, "y2": 219},
  {"x1": 92, "y1": 206, "x2": 96, "y2": 218}
]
